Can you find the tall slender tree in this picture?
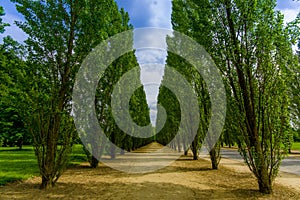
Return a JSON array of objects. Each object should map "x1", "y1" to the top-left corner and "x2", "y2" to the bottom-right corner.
[
  {"x1": 209, "y1": 0, "x2": 294, "y2": 193},
  {"x1": 168, "y1": 0, "x2": 221, "y2": 167},
  {"x1": 170, "y1": 0, "x2": 295, "y2": 193},
  {"x1": 287, "y1": 12, "x2": 300, "y2": 144},
  {"x1": 12, "y1": 0, "x2": 136, "y2": 189}
]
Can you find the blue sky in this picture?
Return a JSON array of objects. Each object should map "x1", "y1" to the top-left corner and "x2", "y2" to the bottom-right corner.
[
  {"x1": 1, "y1": 0, "x2": 299, "y2": 125},
  {"x1": 1, "y1": 0, "x2": 298, "y2": 42}
]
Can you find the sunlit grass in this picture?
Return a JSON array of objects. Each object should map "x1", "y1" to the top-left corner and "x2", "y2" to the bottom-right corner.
[
  {"x1": 0, "y1": 144, "x2": 86, "y2": 185},
  {"x1": 292, "y1": 142, "x2": 300, "y2": 151}
]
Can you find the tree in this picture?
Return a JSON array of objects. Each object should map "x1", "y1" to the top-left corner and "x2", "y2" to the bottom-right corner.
[
  {"x1": 78, "y1": 8, "x2": 152, "y2": 167},
  {"x1": 0, "y1": 39, "x2": 29, "y2": 148},
  {"x1": 12, "y1": 0, "x2": 132, "y2": 189},
  {"x1": 0, "y1": 6, "x2": 9, "y2": 34},
  {"x1": 168, "y1": 0, "x2": 221, "y2": 168},
  {"x1": 79, "y1": 7, "x2": 135, "y2": 168},
  {"x1": 0, "y1": 8, "x2": 30, "y2": 149},
  {"x1": 209, "y1": 0, "x2": 294, "y2": 193},
  {"x1": 94, "y1": 50, "x2": 151, "y2": 163},
  {"x1": 287, "y1": 12, "x2": 300, "y2": 145},
  {"x1": 156, "y1": 86, "x2": 181, "y2": 150}
]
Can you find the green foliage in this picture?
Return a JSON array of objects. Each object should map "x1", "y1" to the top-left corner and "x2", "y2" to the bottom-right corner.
[
  {"x1": 287, "y1": 12, "x2": 300, "y2": 45},
  {"x1": 168, "y1": 0, "x2": 296, "y2": 193},
  {"x1": 0, "y1": 144, "x2": 86, "y2": 185},
  {"x1": 288, "y1": 12, "x2": 300, "y2": 142},
  {"x1": 0, "y1": 36, "x2": 31, "y2": 148},
  {"x1": 66, "y1": 2, "x2": 151, "y2": 165},
  {"x1": 95, "y1": 49, "x2": 152, "y2": 160},
  {"x1": 0, "y1": 6, "x2": 9, "y2": 34},
  {"x1": 293, "y1": 128, "x2": 300, "y2": 142},
  {"x1": 208, "y1": 0, "x2": 295, "y2": 194},
  {"x1": 166, "y1": 0, "x2": 220, "y2": 165},
  {"x1": 11, "y1": 0, "x2": 135, "y2": 188},
  {"x1": 156, "y1": 86, "x2": 181, "y2": 146}
]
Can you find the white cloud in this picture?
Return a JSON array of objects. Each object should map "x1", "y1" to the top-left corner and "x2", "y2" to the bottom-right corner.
[
  {"x1": 277, "y1": 6, "x2": 300, "y2": 52},
  {"x1": 117, "y1": 0, "x2": 172, "y2": 28},
  {"x1": 149, "y1": 0, "x2": 172, "y2": 28},
  {"x1": 140, "y1": 66, "x2": 165, "y2": 83},
  {"x1": 133, "y1": 28, "x2": 173, "y2": 125},
  {"x1": 136, "y1": 81, "x2": 161, "y2": 126},
  {"x1": 277, "y1": 0, "x2": 300, "y2": 10},
  {"x1": 135, "y1": 49, "x2": 167, "y2": 64},
  {"x1": 281, "y1": 8, "x2": 299, "y2": 24},
  {"x1": 0, "y1": 13, "x2": 27, "y2": 43},
  {"x1": 139, "y1": 64, "x2": 165, "y2": 125},
  {"x1": 133, "y1": 28, "x2": 172, "y2": 50}
]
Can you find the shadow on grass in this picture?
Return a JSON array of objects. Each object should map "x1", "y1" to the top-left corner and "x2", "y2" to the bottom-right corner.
[
  {"x1": 290, "y1": 151, "x2": 300, "y2": 155},
  {"x1": 0, "y1": 148, "x2": 33, "y2": 152}
]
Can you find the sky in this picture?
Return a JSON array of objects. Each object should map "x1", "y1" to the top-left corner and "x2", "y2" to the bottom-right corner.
[
  {"x1": 1, "y1": 0, "x2": 299, "y2": 40},
  {"x1": 1, "y1": 0, "x2": 299, "y2": 125}
]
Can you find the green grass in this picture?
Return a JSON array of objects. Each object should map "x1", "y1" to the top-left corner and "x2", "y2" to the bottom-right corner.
[
  {"x1": 292, "y1": 142, "x2": 300, "y2": 151},
  {"x1": 0, "y1": 144, "x2": 86, "y2": 185},
  {"x1": 68, "y1": 144, "x2": 88, "y2": 165}
]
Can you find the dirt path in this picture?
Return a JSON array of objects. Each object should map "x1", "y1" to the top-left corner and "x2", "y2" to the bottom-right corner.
[
  {"x1": 1, "y1": 142, "x2": 300, "y2": 200},
  {"x1": 220, "y1": 148, "x2": 300, "y2": 176},
  {"x1": 215, "y1": 148, "x2": 300, "y2": 193}
]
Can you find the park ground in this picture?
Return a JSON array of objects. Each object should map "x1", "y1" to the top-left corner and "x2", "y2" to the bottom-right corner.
[{"x1": 0, "y1": 143, "x2": 300, "y2": 199}]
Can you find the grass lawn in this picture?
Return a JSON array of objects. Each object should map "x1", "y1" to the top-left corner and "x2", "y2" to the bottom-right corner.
[
  {"x1": 0, "y1": 144, "x2": 86, "y2": 185},
  {"x1": 292, "y1": 142, "x2": 300, "y2": 151}
]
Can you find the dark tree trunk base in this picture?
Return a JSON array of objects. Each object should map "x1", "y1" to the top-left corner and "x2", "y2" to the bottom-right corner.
[
  {"x1": 184, "y1": 149, "x2": 188, "y2": 156},
  {"x1": 192, "y1": 150, "x2": 198, "y2": 160},
  {"x1": 258, "y1": 181, "x2": 272, "y2": 194},
  {"x1": 209, "y1": 146, "x2": 220, "y2": 170},
  {"x1": 91, "y1": 156, "x2": 99, "y2": 168},
  {"x1": 40, "y1": 176, "x2": 55, "y2": 189}
]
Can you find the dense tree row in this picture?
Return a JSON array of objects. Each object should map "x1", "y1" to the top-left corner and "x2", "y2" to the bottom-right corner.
[
  {"x1": 0, "y1": 35, "x2": 31, "y2": 148},
  {"x1": 0, "y1": 0, "x2": 151, "y2": 189},
  {"x1": 0, "y1": 0, "x2": 299, "y2": 194},
  {"x1": 288, "y1": 12, "x2": 300, "y2": 143},
  {"x1": 162, "y1": 0, "x2": 299, "y2": 194},
  {"x1": 162, "y1": 0, "x2": 222, "y2": 169}
]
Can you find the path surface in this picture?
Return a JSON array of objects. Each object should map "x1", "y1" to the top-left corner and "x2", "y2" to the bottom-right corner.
[
  {"x1": 204, "y1": 148, "x2": 300, "y2": 193},
  {"x1": 221, "y1": 148, "x2": 300, "y2": 175},
  {"x1": 0, "y1": 143, "x2": 300, "y2": 200}
]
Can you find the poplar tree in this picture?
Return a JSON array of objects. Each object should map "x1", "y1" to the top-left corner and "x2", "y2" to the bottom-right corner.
[{"x1": 12, "y1": 0, "x2": 136, "y2": 189}]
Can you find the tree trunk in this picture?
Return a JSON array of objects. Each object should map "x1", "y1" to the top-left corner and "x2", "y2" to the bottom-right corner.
[
  {"x1": 42, "y1": 116, "x2": 59, "y2": 189},
  {"x1": 90, "y1": 141, "x2": 100, "y2": 168},
  {"x1": 209, "y1": 146, "x2": 220, "y2": 170},
  {"x1": 40, "y1": 175, "x2": 55, "y2": 189},
  {"x1": 91, "y1": 156, "x2": 99, "y2": 168},
  {"x1": 177, "y1": 140, "x2": 181, "y2": 152},
  {"x1": 191, "y1": 140, "x2": 198, "y2": 160},
  {"x1": 184, "y1": 147, "x2": 189, "y2": 156},
  {"x1": 258, "y1": 173, "x2": 272, "y2": 194},
  {"x1": 255, "y1": 147, "x2": 273, "y2": 194},
  {"x1": 110, "y1": 143, "x2": 116, "y2": 159},
  {"x1": 18, "y1": 139, "x2": 23, "y2": 150},
  {"x1": 3, "y1": 139, "x2": 7, "y2": 147},
  {"x1": 224, "y1": 1, "x2": 273, "y2": 194},
  {"x1": 120, "y1": 148, "x2": 125, "y2": 155}
]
